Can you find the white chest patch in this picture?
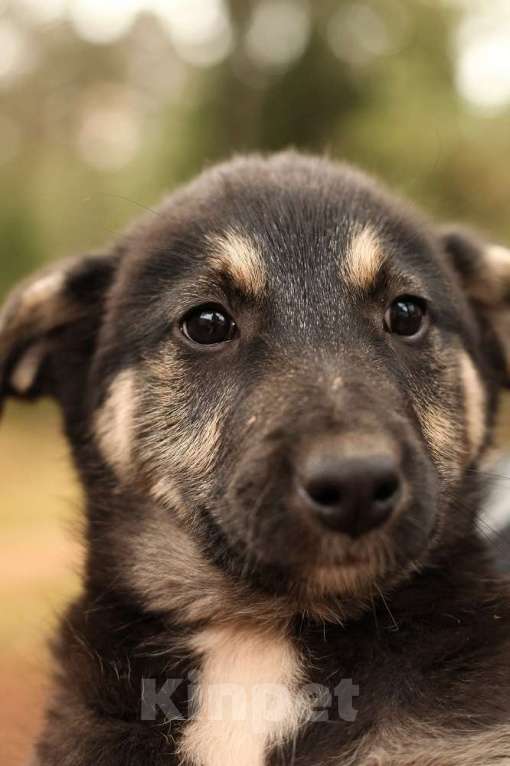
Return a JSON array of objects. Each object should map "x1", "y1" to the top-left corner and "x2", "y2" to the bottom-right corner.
[{"x1": 178, "y1": 624, "x2": 308, "y2": 766}]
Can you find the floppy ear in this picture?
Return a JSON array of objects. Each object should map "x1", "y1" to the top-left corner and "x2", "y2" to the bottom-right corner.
[
  {"x1": 440, "y1": 226, "x2": 510, "y2": 387},
  {"x1": 0, "y1": 251, "x2": 120, "y2": 413}
]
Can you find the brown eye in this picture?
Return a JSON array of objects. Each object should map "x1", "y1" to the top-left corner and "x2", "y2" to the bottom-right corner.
[
  {"x1": 384, "y1": 296, "x2": 428, "y2": 338},
  {"x1": 181, "y1": 304, "x2": 237, "y2": 345}
]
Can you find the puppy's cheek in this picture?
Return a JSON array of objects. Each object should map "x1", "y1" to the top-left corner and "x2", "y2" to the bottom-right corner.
[
  {"x1": 391, "y1": 499, "x2": 437, "y2": 564},
  {"x1": 94, "y1": 368, "x2": 138, "y2": 478},
  {"x1": 410, "y1": 346, "x2": 470, "y2": 483},
  {"x1": 138, "y1": 354, "x2": 228, "y2": 505},
  {"x1": 413, "y1": 349, "x2": 488, "y2": 480}
]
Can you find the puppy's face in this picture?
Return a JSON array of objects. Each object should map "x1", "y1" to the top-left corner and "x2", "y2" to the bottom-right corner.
[{"x1": 1, "y1": 154, "x2": 508, "y2": 614}]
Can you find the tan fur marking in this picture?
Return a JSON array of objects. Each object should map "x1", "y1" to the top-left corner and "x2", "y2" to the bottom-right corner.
[
  {"x1": 129, "y1": 520, "x2": 232, "y2": 621},
  {"x1": 179, "y1": 625, "x2": 308, "y2": 766},
  {"x1": 150, "y1": 476, "x2": 185, "y2": 510},
  {"x1": 208, "y1": 230, "x2": 266, "y2": 296},
  {"x1": 0, "y1": 269, "x2": 73, "y2": 354},
  {"x1": 95, "y1": 369, "x2": 137, "y2": 475},
  {"x1": 19, "y1": 271, "x2": 66, "y2": 312},
  {"x1": 168, "y1": 410, "x2": 221, "y2": 477},
  {"x1": 9, "y1": 341, "x2": 48, "y2": 394},
  {"x1": 145, "y1": 355, "x2": 224, "y2": 483},
  {"x1": 467, "y1": 244, "x2": 510, "y2": 304},
  {"x1": 17, "y1": 271, "x2": 72, "y2": 337},
  {"x1": 126, "y1": 512, "x2": 287, "y2": 625},
  {"x1": 417, "y1": 404, "x2": 461, "y2": 470},
  {"x1": 344, "y1": 226, "x2": 385, "y2": 290},
  {"x1": 460, "y1": 352, "x2": 486, "y2": 461},
  {"x1": 486, "y1": 244, "x2": 510, "y2": 298}
]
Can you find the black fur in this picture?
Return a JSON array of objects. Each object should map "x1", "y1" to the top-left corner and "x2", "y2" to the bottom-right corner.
[{"x1": 2, "y1": 152, "x2": 510, "y2": 765}]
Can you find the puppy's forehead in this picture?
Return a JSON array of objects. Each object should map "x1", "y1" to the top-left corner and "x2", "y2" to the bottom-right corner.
[
  {"x1": 126, "y1": 156, "x2": 439, "y2": 313},
  {"x1": 205, "y1": 223, "x2": 386, "y2": 297},
  {"x1": 191, "y1": 161, "x2": 434, "y2": 296}
]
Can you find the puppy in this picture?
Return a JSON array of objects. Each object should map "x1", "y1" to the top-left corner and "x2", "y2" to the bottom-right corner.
[{"x1": 2, "y1": 152, "x2": 510, "y2": 766}]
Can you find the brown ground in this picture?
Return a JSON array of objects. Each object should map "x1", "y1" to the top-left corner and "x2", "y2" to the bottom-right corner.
[{"x1": 0, "y1": 401, "x2": 81, "y2": 766}]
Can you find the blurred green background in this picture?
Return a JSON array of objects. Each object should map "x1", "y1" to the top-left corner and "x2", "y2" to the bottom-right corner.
[{"x1": 2, "y1": 0, "x2": 510, "y2": 763}]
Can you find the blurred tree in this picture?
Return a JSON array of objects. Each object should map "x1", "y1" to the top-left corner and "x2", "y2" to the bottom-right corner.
[{"x1": 1, "y1": 0, "x2": 510, "y2": 297}]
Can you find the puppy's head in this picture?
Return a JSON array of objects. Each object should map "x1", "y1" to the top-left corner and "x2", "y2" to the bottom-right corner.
[{"x1": 2, "y1": 153, "x2": 509, "y2": 619}]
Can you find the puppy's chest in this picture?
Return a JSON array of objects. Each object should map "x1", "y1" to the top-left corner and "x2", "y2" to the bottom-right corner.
[
  {"x1": 178, "y1": 624, "x2": 308, "y2": 766},
  {"x1": 177, "y1": 625, "x2": 510, "y2": 766}
]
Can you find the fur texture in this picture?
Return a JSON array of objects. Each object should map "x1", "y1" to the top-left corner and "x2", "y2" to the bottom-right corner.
[{"x1": 2, "y1": 152, "x2": 510, "y2": 765}]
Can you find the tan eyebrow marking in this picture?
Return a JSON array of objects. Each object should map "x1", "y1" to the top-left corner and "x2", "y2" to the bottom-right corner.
[
  {"x1": 343, "y1": 226, "x2": 386, "y2": 290},
  {"x1": 207, "y1": 230, "x2": 266, "y2": 297}
]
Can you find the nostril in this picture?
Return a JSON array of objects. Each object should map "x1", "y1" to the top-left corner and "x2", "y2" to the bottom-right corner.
[
  {"x1": 306, "y1": 480, "x2": 342, "y2": 507},
  {"x1": 297, "y1": 450, "x2": 402, "y2": 537},
  {"x1": 373, "y1": 476, "x2": 400, "y2": 505}
]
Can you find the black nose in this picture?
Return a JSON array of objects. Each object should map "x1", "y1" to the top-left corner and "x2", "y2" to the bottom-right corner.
[{"x1": 297, "y1": 451, "x2": 401, "y2": 537}]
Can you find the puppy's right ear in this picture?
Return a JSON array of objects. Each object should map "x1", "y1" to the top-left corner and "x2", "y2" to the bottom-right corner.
[{"x1": 0, "y1": 251, "x2": 120, "y2": 413}]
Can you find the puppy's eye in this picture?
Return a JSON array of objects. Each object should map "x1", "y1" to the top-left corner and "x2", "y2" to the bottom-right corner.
[
  {"x1": 384, "y1": 296, "x2": 428, "y2": 338},
  {"x1": 181, "y1": 304, "x2": 238, "y2": 345}
]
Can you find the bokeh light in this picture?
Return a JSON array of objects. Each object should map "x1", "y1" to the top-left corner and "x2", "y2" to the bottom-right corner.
[
  {"x1": 245, "y1": 1, "x2": 311, "y2": 70},
  {"x1": 456, "y1": 0, "x2": 510, "y2": 112},
  {"x1": 327, "y1": 3, "x2": 394, "y2": 66},
  {"x1": 76, "y1": 83, "x2": 142, "y2": 170},
  {"x1": 0, "y1": 17, "x2": 34, "y2": 85},
  {"x1": 69, "y1": 0, "x2": 142, "y2": 44}
]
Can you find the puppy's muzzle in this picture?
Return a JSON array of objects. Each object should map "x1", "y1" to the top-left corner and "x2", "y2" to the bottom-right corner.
[{"x1": 294, "y1": 436, "x2": 403, "y2": 538}]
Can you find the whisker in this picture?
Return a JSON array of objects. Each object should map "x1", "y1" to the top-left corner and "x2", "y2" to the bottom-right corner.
[
  {"x1": 374, "y1": 584, "x2": 399, "y2": 632},
  {"x1": 470, "y1": 469, "x2": 510, "y2": 483},
  {"x1": 95, "y1": 192, "x2": 163, "y2": 218},
  {"x1": 477, "y1": 518, "x2": 510, "y2": 558},
  {"x1": 370, "y1": 593, "x2": 380, "y2": 639}
]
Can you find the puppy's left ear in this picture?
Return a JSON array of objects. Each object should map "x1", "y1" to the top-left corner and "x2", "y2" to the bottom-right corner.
[
  {"x1": 440, "y1": 226, "x2": 510, "y2": 387},
  {"x1": 0, "y1": 251, "x2": 120, "y2": 411}
]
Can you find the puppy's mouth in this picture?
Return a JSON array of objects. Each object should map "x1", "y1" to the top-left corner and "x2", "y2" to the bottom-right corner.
[
  {"x1": 302, "y1": 531, "x2": 394, "y2": 585},
  {"x1": 208, "y1": 486, "x2": 436, "y2": 603},
  {"x1": 204, "y1": 509, "x2": 396, "y2": 600},
  {"x1": 330, "y1": 551, "x2": 371, "y2": 567}
]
